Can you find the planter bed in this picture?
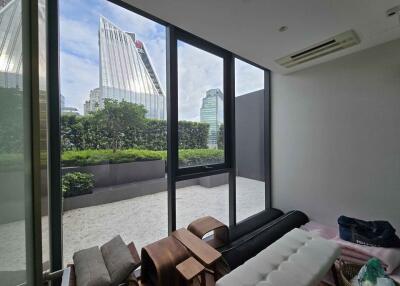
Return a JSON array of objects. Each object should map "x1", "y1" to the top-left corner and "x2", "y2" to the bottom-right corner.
[{"x1": 62, "y1": 160, "x2": 165, "y2": 188}]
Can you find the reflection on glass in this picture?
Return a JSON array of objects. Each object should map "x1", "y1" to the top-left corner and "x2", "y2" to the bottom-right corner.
[
  {"x1": 176, "y1": 173, "x2": 229, "y2": 229},
  {"x1": 0, "y1": 0, "x2": 30, "y2": 284},
  {"x1": 177, "y1": 41, "x2": 224, "y2": 168},
  {"x1": 38, "y1": 0, "x2": 50, "y2": 272},
  {"x1": 60, "y1": 0, "x2": 167, "y2": 265},
  {"x1": 235, "y1": 59, "x2": 266, "y2": 222}
]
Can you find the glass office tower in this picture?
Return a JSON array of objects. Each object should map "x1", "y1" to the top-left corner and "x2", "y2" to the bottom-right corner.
[
  {"x1": 200, "y1": 88, "x2": 224, "y2": 148},
  {"x1": 98, "y1": 16, "x2": 165, "y2": 119}
]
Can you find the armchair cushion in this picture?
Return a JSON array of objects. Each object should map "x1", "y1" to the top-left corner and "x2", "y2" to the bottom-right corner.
[
  {"x1": 101, "y1": 235, "x2": 136, "y2": 286},
  {"x1": 73, "y1": 246, "x2": 111, "y2": 286}
]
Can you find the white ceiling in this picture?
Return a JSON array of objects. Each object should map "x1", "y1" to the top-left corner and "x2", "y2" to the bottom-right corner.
[{"x1": 124, "y1": 0, "x2": 400, "y2": 74}]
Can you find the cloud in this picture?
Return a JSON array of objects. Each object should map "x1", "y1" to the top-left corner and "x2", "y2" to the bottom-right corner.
[
  {"x1": 235, "y1": 59, "x2": 264, "y2": 96},
  {"x1": 60, "y1": 52, "x2": 98, "y2": 113},
  {"x1": 60, "y1": 16, "x2": 99, "y2": 63},
  {"x1": 59, "y1": 0, "x2": 264, "y2": 118},
  {"x1": 178, "y1": 43, "x2": 223, "y2": 121}
]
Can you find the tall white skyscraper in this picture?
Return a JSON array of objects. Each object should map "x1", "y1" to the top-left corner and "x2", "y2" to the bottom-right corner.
[{"x1": 99, "y1": 16, "x2": 165, "y2": 120}]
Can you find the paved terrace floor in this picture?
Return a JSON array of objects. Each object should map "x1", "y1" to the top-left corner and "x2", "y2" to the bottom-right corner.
[{"x1": 0, "y1": 177, "x2": 265, "y2": 270}]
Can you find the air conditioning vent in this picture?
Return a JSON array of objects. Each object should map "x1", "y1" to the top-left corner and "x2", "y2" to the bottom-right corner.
[{"x1": 275, "y1": 30, "x2": 360, "y2": 68}]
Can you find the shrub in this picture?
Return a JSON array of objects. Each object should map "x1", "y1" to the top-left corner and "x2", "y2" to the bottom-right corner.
[
  {"x1": 62, "y1": 172, "x2": 94, "y2": 197},
  {"x1": 61, "y1": 101, "x2": 210, "y2": 152},
  {"x1": 0, "y1": 153, "x2": 23, "y2": 171},
  {"x1": 178, "y1": 149, "x2": 224, "y2": 167},
  {"x1": 61, "y1": 148, "x2": 224, "y2": 168},
  {"x1": 62, "y1": 149, "x2": 163, "y2": 167}
]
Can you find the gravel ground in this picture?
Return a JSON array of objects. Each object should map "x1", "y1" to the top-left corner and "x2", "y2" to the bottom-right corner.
[{"x1": 0, "y1": 177, "x2": 265, "y2": 270}]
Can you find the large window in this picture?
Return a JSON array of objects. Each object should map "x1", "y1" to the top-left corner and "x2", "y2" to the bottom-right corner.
[
  {"x1": 44, "y1": 0, "x2": 271, "y2": 273},
  {"x1": 59, "y1": 0, "x2": 168, "y2": 264}
]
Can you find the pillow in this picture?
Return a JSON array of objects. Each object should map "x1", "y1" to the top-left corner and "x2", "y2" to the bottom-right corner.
[
  {"x1": 101, "y1": 235, "x2": 135, "y2": 286},
  {"x1": 73, "y1": 246, "x2": 111, "y2": 286}
]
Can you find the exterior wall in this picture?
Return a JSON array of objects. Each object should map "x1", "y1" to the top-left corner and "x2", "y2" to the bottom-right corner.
[
  {"x1": 272, "y1": 39, "x2": 400, "y2": 231},
  {"x1": 235, "y1": 90, "x2": 265, "y2": 181}
]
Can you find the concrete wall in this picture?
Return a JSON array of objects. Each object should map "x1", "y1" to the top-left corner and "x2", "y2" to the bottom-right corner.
[
  {"x1": 272, "y1": 39, "x2": 400, "y2": 231},
  {"x1": 236, "y1": 90, "x2": 265, "y2": 181}
]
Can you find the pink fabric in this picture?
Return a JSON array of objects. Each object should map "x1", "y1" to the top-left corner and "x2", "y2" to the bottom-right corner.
[{"x1": 301, "y1": 221, "x2": 400, "y2": 274}]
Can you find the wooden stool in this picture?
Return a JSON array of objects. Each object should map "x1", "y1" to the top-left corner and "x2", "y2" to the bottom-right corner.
[
  {"x1": 176, "y1": 257, "x2": 206, "y2": 286},
  {"x1": 188, "y1": 216, "x2": 229, "y2": 249}
]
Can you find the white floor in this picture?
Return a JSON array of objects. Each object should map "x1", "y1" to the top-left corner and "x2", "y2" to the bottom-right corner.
[{"x1": 0, "y1": 177, "x2": 265, "y2": 270}]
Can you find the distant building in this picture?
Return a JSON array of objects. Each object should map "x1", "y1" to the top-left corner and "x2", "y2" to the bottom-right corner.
[
  {"x1": 61, "y1": 107, "x2": 80, "y2": 116},
  {"x1": 84, "y1": 88, "x2": 102, "y2": 115},
  {"x1": 61, "y1": 95, "x2": 65, "y2": 109},
  {"x1": 98, "y1": 16, "x2": 165, "y2": 119},
  {"x1": 200, "y1": 89, "x2": 224, "y2": 148}
]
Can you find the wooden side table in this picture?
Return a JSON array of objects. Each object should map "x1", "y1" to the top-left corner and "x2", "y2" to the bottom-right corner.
[{"x1": 176, "y1": 257, "x2": 206, "y2": 286}]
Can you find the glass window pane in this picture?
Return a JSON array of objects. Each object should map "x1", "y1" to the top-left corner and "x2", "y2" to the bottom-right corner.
[
  {"x1": 177, "y1": 41, "x2": 224, "y2": 168},
  {"x1": 60, "y1": 0, "x2": 167, "y2": 265},
  {"x1": 235, "y1": 59, "x2": 265, "y2": 222},
  {"x1": 0, "y1": 0, "x2": 30, "y2": 284},
  {"x1": 176, "y1": 173, "x2": 229, "y2": 229}
]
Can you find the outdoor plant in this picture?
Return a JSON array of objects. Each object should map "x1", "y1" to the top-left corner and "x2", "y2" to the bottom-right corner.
[
  {"x1": 61, "y1": 148, "x2": 224, "y2": 168},
  {"x1": 61, "y1": 101, "x2": 210, "y2": 151},
  {"x1": 62, "y1": 172, "x2": 94, "y2": 197},
  {"x1": 62, "y1": 149, "x2": 163, "y2": 167}
]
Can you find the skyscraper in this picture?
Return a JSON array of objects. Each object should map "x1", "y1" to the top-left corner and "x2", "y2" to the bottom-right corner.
[
  {"x1": 99, "y1": 16, "x2": 165, "y2": 119},
  {"x1": 200, "y1": 88, "x2": 224, "y2": 148}
]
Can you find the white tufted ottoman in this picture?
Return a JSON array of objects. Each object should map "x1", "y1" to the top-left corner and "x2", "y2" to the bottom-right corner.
[{"x1": 216, "y1": 228, "x2": 340, "y2": 286}]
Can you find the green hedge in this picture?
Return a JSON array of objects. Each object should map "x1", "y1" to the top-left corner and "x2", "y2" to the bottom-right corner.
[
  {"x1": 62, "y1": 149, "x2": 163, "y2": 167},
  {"x1": 178, "y1": 149, "x2": 224, "y2": 167},
  {"x1": 62, "y1": 172, "x2": 94, "y2": 197},
  {"x1": 61, "y1": 101, "x2": 210, "y2": 151},
  {"x1": 0, "y1": 153, "x2": 23, "y2": 171},
  {"x1": 61, "y1": 148, "x2": 224, "y2": 168}
]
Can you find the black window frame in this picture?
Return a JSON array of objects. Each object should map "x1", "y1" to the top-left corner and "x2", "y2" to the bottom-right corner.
[
  {"x1": 48, "y1": 0, "x2": 272, "y2": 269},
  {"x1": 171, "y1": 28, "x2": 233, "y2": 178}
]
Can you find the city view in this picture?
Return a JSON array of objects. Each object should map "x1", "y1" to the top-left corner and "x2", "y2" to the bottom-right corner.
[{"x1": 0, "y1": 0, "x2": 265, "y2": 272}]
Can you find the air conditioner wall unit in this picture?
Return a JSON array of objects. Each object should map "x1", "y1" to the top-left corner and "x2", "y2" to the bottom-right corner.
[{"x1": 275, "y1": 30, "x2": 360, "y2": 68}]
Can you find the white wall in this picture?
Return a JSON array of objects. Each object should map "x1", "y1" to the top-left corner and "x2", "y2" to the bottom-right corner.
[{"x1": 272, "y1": 39, "x2": 400, "y2": 231}]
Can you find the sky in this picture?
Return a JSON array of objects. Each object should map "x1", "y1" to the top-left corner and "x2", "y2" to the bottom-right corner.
[{"x1": 60, "y1": 0, "x2": 264, "y2": 118}]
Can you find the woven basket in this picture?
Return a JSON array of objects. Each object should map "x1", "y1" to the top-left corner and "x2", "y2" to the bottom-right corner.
[
  {"x1": 338, "y1": 261, "x2": 399, "y2": 286},
  {"x1": 338, "y1": 262, "x2": 362, "y2": 286}
]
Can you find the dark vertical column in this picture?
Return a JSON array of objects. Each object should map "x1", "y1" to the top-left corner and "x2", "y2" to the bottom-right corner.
[
  {"x1": 47, "y1": 0, "x2": 63, "y2": 273},
  {"x1": 22, "y1": 0, "x2": 43, "y2": 284},
  {"x1": 264, "y1": 70, "x2": 272, "y2": 209},
  {"x1": 166, "y1": 26, "x2": 178, "y2": 234},
  {"x1": 226, "y1": 56, "x2": 236, "y2": 227}
]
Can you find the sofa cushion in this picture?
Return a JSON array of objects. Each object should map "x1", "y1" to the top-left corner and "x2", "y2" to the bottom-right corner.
[
  {"x1": 101, "y1": 235, "x2": 135, "y2": 286},
  {"x1": 73, "y1": 246, "x2": 111, "y2": 286}
]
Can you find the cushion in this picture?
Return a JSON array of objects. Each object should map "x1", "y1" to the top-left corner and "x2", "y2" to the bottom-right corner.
[
  {"x1": 73, "y1": 246, "x2": 111, "y2": 286},
  {"x1": 216, "y1": 228, "x2": 340, "y2": 286},
  {"x1": 101, "y1": 235, "x2": 135, "y2": 286}
]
